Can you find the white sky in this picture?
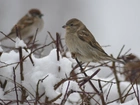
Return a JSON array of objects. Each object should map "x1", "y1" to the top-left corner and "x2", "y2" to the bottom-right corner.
[{"x1": 0, "y1": 0, "x2": 140, "y2": 57}]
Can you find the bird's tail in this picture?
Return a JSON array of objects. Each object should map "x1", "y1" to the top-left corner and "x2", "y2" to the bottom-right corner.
[
  {"x1": 106, "y1": 56, "x2": 125, "y2": 64},
  {"x1": 0, "y1": 33, "x2": 15, "y2": 42},
  {"x1": 0, "y1": 37, "x2": 7, "y2": 42}
]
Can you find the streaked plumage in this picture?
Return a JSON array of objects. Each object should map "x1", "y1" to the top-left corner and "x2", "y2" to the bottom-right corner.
[
  {"x1": 63, "y1": 18, "x2": 124, "y2": 64},
  {"x1": 0, "y1": 9, "x2": 44, "y2": 42}
]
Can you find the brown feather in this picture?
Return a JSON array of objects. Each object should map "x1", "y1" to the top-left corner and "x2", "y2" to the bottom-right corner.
[
  {"x1": 9, "y1": 15, "x2": 34, "y2": 35},
  {"x1": 77, "y1": 28, "x2": 108, "y2": 56}
]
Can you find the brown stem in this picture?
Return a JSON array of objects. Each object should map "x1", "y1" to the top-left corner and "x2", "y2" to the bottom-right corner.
[
  {"x1": 98, "y1": 79, "x2": 106, "y2": 105},
  {"x1": 13, "y1": 67, "x2": 19, "y2": 105},
  {"x1": 56, "y1": 33, "x2": 60, "y2": 61},
  {"x1": 112, "y1": 62, "x2": 123, "y2": 103},
  {"x1": 75, "y1": 58, "x2": 100, "y2": 94}
]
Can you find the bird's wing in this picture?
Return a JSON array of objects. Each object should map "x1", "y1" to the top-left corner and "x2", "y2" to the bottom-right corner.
[
  {"x1": 9, "y1": 15, "x2": 34, "y2": 35},
  {"x1": 77, "y1": 28, "x2": 108, "y2": 55}
]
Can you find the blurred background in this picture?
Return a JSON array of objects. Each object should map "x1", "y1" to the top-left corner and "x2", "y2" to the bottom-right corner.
[{"x1": 0, "y1": 0, "x2": 140, "y2": 77}]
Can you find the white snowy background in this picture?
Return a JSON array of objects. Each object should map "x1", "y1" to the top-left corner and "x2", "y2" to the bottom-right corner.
[{"x1": 0, "y1": 0, "x2": 140, "y2": 105}]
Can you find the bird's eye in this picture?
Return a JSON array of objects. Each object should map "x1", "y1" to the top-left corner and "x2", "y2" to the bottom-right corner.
[{"x1": 70, "y1": 24, "x2": 74, "y2": 26}]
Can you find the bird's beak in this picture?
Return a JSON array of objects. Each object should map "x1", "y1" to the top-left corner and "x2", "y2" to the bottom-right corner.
[
  {"x1": 62, "y1": 25, "x2": 67, "y2": 28},
  {"x1": 39, "y1": 14, "x2": 44, "y2": 18}
]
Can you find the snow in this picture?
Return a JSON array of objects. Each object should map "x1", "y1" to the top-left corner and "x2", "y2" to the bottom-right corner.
[
  {"x1": 15, "y1": 37, "x2": 26, "y2": 48},
  {"x1": 61, "y1": 81, "x2": 81, "y2": 103},
  {"x1": 0, "y1": 42, "x2": 3, "y2": 52},
  {"x1": 108, "y1": 98, "x2": 139, "y2": 105},
  {"x1": 0, "y1": 45, "x2": 139, "y2": 104}
]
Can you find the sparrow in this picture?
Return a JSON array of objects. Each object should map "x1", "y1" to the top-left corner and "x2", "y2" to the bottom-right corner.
[
  {"x1": 121, "y1": 54, "x2": 140, "y2": 82},
  {"x1": 0, "y1": 9, "x2": 44, "y2": 42},
  {"x1": 62, "y1": 18, "x2": 124, "y2": 64}
]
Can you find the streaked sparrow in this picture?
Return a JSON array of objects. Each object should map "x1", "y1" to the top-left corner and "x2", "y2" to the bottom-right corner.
[
  {"x1": 63, "y1": 18, "x2": 124, "y2": 64},
  {"x1": 0, "y1": 9, "x2": 44, "y2": 42}
]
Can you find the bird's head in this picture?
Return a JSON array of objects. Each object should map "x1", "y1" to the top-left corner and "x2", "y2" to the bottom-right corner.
[
  {"x1": 29, "y1": 9, "x2": 43, "y2": 18},
  {"x1": 62, "y1": 18, "x2": 84, "y2": 33}
]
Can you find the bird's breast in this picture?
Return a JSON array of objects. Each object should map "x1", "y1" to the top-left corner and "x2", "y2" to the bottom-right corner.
[
  {"x1": 65, "y1": 33, "x2": 79, "y2": 53},
  {"x1": 33, "y1": 18, "x2": 44, "y2": 32}
]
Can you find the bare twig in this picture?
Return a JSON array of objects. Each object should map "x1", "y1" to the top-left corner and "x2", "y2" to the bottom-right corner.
[
  {"x1": 111, "y1": 62, "x2": 123, "y2": 103},
  {"x1": 19, "y1": 47, "x2": 24, "y2": 81},
  {"x1": 98, "y1": 79, "x2": 106, "y2": 105},
  {"x1": 131, "y1": 80, "x2": 140, "y2": 105},
  {"x1": 79, "y1": 69, "x2": 100, "y2": 87},
  {"x1": 61, "y1": 81, "x2": 70, "y2": 105},
  {"x1": 24, "y1": 47, "x2": 34, "y2": 66},
  {"x1": 0, "y1": 31, "x2": 15, "y2": 42},
  {"x1": 117, "y1": 45, "x2": 125, "y2": 58},
  {"x1": 31, "y1": 28, "x2": 39, "y2": 51},
  {"x1": 56, "y1": 33, "x2": 60, "y2": 61},
  {"x1": 123, "y1": 48, "x2": 131, "y2": 56},
  {"x1": 106, "y1": 83, "x2": 113, "y2": 101},
  {"x1": 13, "y1": 67, "x2": 19, "y2": 105},
  {"x1": 47, "y1": 31, "x2": 56, "y2": 45},
  {"x1": 75, "y1": 58, "x2": 100, "y2": 94},
  {"x1": 35, "y1": 75, "x2": 48, "y2": 105},
  {"x1": 16, "y1": 26, "x2": 26, "y2": 104},
  {"x1": 107, "y1": 92, "x2": 134, "y2": 104}
]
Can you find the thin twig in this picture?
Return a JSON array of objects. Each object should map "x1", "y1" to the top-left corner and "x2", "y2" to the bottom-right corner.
[
  {"x1": 107, "y1": 92, "x2": 134, "y2": 104},
  {"x1": 117, "y1": 45, "x2": 125, "y2": 58},
  {"x1": 31, "y1": 28, "x2": 38, "y2": 51},
  {"x1": 106, "y1": 83, "x2": 113, "y2": 101},
  {"x1": 16, "y1": 26, "x2": 26, "y2": 104},
  {"x1": 75, "y1": 58, "x2": 100, "y2": 94},
  {"x1": 24, "y1": 47, "x2": 34, "y2": 66},
  {"x1": 13, "y1": 67, "x2": 19, "y2": 105},
  {"x1": 56, "y1": 33, "x2": 60, "y2": 61},
  {"x1": 0, "y1": 62, "x2": 18, "y2": 68},
  {"x1": 19, "y1": 47, "x2": 24, "y2": 81},
  {"x1": 79, "y1": 69, "x2": 100, "y2": 87},
  {"x1": 35, "y1": 75, "x2": 48, "y2": 105},
  {"x1": 123, "y1": 48, "x2": 131, "y2": 56},
  {"x1": 131, "y1": 80, "x2": 140, "y2": 105},
  {"x1": 47, "y1": 31, "x2": 56, "y2": 44},
  {"x1": 112, "y1": 62, "x2": 123, "y2": 103},
  {"x1": 38, "y1": 34, "x2": 48, "y2": 57},
  {"x1": 61, "y1": 81, "x2": 70, "y2": 105},
  {"x1": 98, "y1": 79, "x2": 106, "y2": 105},
  {"x1": 0, "y1": 31, "x2": 15, "y2": 42}
]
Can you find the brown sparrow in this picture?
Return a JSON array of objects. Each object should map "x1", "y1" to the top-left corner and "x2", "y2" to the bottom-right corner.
[
  {"x1": 63, "y1": 18, "x2": 124, "y2": 64},
  {"x1": 0, "y1": 9, "x2": 44, "y2": 42},
  {"x1": 122, "y1": 54, "x2": 140, "y2": 82}
]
